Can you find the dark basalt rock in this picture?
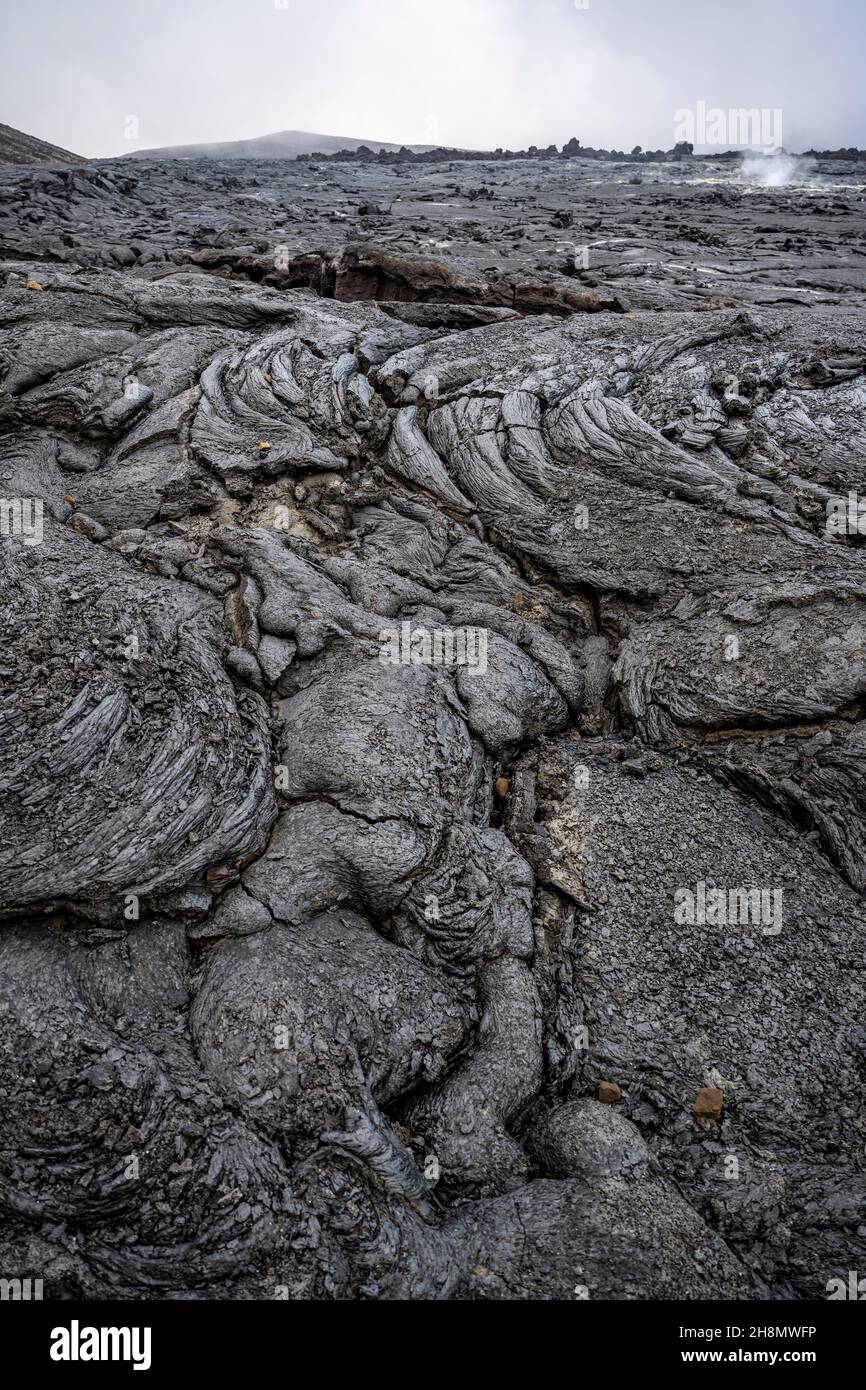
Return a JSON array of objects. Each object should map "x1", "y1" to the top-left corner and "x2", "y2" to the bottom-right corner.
[{"x1": 0, "y1": 149, "x2": 864, "y2": 1301}]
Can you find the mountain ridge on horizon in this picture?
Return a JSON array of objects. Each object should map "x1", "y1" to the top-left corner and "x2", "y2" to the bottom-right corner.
[
  {"x1": 3, "y1": 119, "x2": 864, "y2": 168},
  {"x1": 121, "y1": 127, "x2": 446, "y2": 160}
]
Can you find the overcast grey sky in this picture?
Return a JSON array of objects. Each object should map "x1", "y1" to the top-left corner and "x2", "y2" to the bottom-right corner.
[{"x1": 1, "y1": 0, "x2": 864, "y2": 157}]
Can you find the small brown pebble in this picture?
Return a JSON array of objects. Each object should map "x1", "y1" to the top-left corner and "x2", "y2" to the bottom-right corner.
[
  {"x1": 494, "y1": 777, "x2": 509, "y2": 798},
  {"x1": 258, "y1": 440, "x2": 272, "y2": 450},
  {"x1": 693, "y1": 1086, "x2": 724, "y2": 1119},
  {"x1": 26, "y1": 279, "x2": 43, "y2": 290},
  {"x1": 598, "y1": 1081, "x2": 621, "y2": 1104}
]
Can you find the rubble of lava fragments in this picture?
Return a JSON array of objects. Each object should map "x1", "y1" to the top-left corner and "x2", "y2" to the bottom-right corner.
[{"x1": 0, "y1": 148, "x2": 865, "y2": 1300}]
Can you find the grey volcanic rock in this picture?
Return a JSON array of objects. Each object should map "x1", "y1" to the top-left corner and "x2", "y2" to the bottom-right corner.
[
  {"x1": 0, "y1": 122, "x2": 84, "y2": 166},
  {"x1": 0, "y1": 150, "x2": 864, "y2": 1301},
  {"x1": 507, "y1": 743, "x2": 866, "y2": 1298}
]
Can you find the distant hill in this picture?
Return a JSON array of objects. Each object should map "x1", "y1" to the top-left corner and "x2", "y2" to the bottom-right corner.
[
  {"x1": 125, "y1": 127, "x2": 439, "y2": 159},
  {"x1": 125, "y1": 128, "x2": 440, "y2": 160},
  {"x1": 0, "y1": 122, "x2": 84, "y2": 165}
]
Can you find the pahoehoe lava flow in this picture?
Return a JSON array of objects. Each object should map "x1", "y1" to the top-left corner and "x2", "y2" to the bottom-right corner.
[{"x1": 0, "y1": 142, "x2": 865, "y2": 1302}]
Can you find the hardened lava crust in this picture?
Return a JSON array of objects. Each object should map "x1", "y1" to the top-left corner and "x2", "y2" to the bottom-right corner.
[{"x1": 0, "y1": 152, "x2": 864, "y2": 1300}]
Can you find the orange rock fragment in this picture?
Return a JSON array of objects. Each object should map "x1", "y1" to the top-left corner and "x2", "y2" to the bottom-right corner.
[{"x1": 693, "y1": 1086, "x2": 724, "y2": 1119}]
